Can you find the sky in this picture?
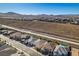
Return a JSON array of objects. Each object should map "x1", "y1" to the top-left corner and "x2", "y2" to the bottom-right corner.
[{"x1": 0, "y1": 3, "x2": 79, "y2": 15}]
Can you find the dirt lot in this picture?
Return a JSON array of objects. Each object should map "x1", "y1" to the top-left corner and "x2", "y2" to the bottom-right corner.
[{"x1": 0, "y1": 19, "x2": 79, "y2": 40}]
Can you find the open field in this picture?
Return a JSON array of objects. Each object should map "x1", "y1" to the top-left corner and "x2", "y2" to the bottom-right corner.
[{"x1": 0, "y1": 19, "x2": 79, "y2": 40}]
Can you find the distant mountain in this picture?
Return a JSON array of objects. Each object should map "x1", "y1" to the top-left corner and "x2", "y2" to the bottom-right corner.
[
  {"x1": 5, "y1": 12, "x2": 21, "y2": 15},
  {"x1": 0, "y1": 12, "x2": 22, "y2": 16},
  {"x1": 0, "y1": 12, "x2": 79, "y2": 20},
  {"x1": 0, "y1": 12, "x2": 23, "y2": 19}
]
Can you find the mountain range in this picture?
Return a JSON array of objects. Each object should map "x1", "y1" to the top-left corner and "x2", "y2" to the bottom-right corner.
[{"x1": 0, "y1": 12, "x2": 79, "y2": 20}]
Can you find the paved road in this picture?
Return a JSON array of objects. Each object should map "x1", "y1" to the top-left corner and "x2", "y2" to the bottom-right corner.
[{"x1": 0, "y1": 35, "x2": 43, "y2": 56}]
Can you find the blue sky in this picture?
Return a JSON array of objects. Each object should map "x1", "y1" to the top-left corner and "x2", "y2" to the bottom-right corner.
[{"x1": 0, "y1": 3, "x2": 79, "y2": 15}]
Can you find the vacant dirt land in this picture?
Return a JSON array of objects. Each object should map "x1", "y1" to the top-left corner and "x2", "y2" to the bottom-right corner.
[{"x1": 0, "y1": 19, "x2": 79, "y2": 40}]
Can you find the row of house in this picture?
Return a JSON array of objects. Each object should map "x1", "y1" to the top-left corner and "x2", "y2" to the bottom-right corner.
[
  {"x1": 38, "y1": 17, "x2": 79, "y2": 25},
  {"x1": 9, "y1": 32, "x2": 36, "y2": 47},
  {"x1": 34, "y1": 40, "x2": 70, "y2": 56},
  {"x1": 0, "y1": 27, "x2": 71, "y2": 56},
  {"x1": 8, "y1": 31, "x2": 70, "y2": 56}
]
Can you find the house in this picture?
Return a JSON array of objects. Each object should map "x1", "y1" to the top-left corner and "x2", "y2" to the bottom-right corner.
[
  {"x1": 70, "y1": 19, "x2": 79, "y2": 25},
  {"x1": 74, "y1": 19, "x2": 79, "y2": 24},
  {"x1": 10, "y1": 32, "x2": 22, "y2": 41},
  {"x1": 20, "y1": 35, "x2": 30, "y2": 44},
  {"x1": 34, "y1": 39, "x2": 47, "y2": 49},
  {"x1": 1, "y1": 29, "x2": 15, "y2": 35},
  {"x1": 71, "y1": 47, "x2": 79, "y2": 56},
  {"x1": 21, "y1": 34, "x2": 28, "y2": 39},
  {"x1": 41, "y1": 42, "x2": 57, "y2": 55},
  {"x1": 53, "y1": 45, "x2": 69, "y2": 56},
  {"x1": 1, "y1": 30, "x2": 8, "y2": 35},
  {"x1": 26, "y1": 36, "x2": 36, "y2": 47},
  {"x1": 21, "y1": 36, "x2": 31, "y2": 45},
  {"x1": 34, "y1": 39, "x2": 47, "y2": 51},
  {"x1": 0, "y1": 27, "x2": 7, "y2": 30},
  {"x1": 34, "y1": 39, "x2": 58, "y2": 55},
  {"x1": 34, "y1": 39, "x2": 41, "y2": 45},
  {"x1": 10, "y1": 32, "x2": 35, "y2": 47},
  {"x1": 61, "y1": 18, "x2": 70, "y2": 23}
]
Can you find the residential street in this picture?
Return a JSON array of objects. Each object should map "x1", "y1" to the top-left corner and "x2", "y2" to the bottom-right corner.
[{"x1": 0, "y1": 35, "x2": 43, "y2": 56}]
